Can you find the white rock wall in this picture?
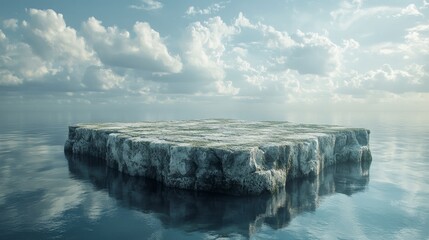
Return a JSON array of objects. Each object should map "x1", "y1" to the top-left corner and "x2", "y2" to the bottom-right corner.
[{"x1": 64, "y1": 122, "x2": 372, "y2": 195}]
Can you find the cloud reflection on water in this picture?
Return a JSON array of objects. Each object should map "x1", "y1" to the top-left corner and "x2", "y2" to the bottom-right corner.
[
  {"x1": 66, "y1": 153, "x2": 371, "y2": 238},
  {"x1": 0, "y1": 131, "x2": 114, "y2": 236}
]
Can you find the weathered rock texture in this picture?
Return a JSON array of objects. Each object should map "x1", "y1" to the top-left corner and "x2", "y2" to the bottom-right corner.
[{"x1": 64, "y1": 119, "x2": 372, "y2": 195}]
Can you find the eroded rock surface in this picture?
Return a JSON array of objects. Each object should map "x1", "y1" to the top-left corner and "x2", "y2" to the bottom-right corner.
[{"x1": 64, "y1": 119, "x2": 372, "y2": 195}]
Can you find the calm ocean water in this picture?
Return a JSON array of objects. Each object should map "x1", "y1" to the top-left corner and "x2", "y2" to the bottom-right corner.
[{"x1": 0, "y1": 110, "x2": 428, "y2": 239}]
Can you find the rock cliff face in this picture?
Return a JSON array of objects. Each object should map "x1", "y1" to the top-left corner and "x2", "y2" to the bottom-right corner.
[{"x1": 64, "y1": 119, "x2": 372, "y2": 195}]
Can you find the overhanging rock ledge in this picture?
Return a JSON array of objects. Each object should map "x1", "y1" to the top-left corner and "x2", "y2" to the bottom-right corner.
[{"x1": 64, "y1": 119, "x2": 372, "y2": 195}]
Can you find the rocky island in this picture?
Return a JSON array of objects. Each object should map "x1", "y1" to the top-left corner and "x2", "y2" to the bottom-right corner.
[{"x1": 64, "y1": 119, "x2": 372, "y2": 195}]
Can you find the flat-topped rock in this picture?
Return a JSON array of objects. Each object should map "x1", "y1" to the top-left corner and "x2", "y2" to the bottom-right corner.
[{"x1": 64, "y1": 119, "x2": 372, "y2": 195}]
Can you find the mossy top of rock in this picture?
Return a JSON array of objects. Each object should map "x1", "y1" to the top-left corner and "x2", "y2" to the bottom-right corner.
[{"x1": 71, "y1": 119, "x2": 367, "y2": 150}]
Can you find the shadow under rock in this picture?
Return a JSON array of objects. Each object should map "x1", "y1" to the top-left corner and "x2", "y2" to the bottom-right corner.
[{"x1": 65, "y1": 153, "x2": 371, "y2": 238}]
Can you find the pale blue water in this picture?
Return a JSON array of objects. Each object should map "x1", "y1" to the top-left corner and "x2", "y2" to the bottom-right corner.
[{"x1": 1, "y1": 110, "x2": 428, "y2": 239}]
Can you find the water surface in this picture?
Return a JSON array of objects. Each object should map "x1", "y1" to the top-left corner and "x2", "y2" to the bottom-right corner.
[{"x1": 0, "y1": 111, "x2": 428, "y2": 239}]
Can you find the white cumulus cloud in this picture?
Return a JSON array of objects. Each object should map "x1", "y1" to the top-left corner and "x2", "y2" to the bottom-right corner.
[
  {"x1": 0, "y1": 8, "x2": 184, "y2": 96},
  {"x1": 185, "y1": 16, "x2": 236, "y2": 79},
  {"x1": 0, "y1": 9, "x2": 98, "y2": 88},
  {"x1": 331, "y1": 1, "x2": 424, "y2": 30},
  {"x1": 0, "y1": 29, "x2": 6, "y2": 40},
  {"x1": 337, "y1": 64, "x2": 429, "y2": 95},
  {"x1": 185, "y1": 2, "x2": 226, "y2": 16},
  {"x1": 286, "y1": 30, "x2": 341, "y2": 75},
  {"x1": 23, "y1": 9, "x2": 96, "y2": 65},
  {"x1": 184, "y1": 16, "x2": 239, "y2": 95},
  {"x1": 372, "y1": 23, "x2": 429, "y2": 57},
  {"x1": 400, "y1": 4, "x2": 423, "y2": 16},
  {"x1": 3, "y1": 19, "x2": 18, "y2": 30},
  {"x1": 83, "y1": 66, "x2": 125, "y2": 91},
  {"x1": 130, "y1": 0, "x2": 163, "y2": 11},
  {"x1": 234, "y1": 12, "x2": 295, "y2": 49},
  {"x1": 82, "y1": 17, "x2": 182, "y2": 73}
]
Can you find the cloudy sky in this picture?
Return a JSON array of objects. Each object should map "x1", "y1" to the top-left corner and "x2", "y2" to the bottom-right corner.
[{"x1": 1, "y1": 0, "x2": 428, "y2": 112}]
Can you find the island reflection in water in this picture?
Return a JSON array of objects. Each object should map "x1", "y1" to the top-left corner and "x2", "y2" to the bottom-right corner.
[{"x1": 65, "y1": 153, "x2": 371, "y2": 237}]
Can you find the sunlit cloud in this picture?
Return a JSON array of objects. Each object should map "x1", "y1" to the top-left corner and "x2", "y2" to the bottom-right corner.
[{"x1": 130, "y1": 0, "x2": 163, "y2": 11}]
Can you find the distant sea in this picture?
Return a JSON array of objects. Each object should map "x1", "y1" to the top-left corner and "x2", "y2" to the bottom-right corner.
[{"x1": 1, "y1": 110, "x2": 428, "y2": 239}]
